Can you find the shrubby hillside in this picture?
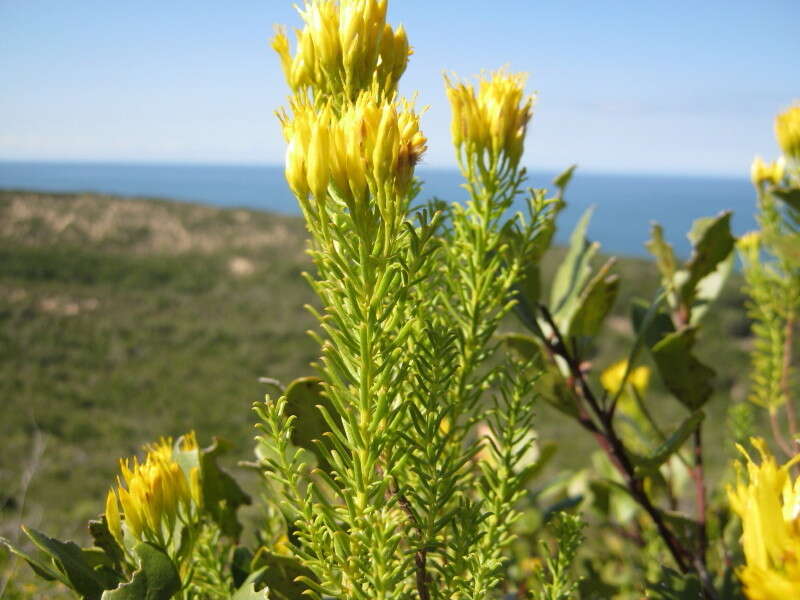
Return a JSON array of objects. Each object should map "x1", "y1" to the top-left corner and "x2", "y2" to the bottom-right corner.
[{"x1": 0, "y1": 189, "x2": 754, "y2": 594}]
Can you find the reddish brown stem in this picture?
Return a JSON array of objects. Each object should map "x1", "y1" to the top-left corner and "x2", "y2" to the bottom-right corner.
[
  {"x1": 770, "y1": 409, "x2": 794, "y2": 459},
  {"x1": 538, "y1": 305, "x2": 692, "y2": 575},
  {"x1": 391, "y1": 480, "x2": 430, "y2": 600},
  {"x1": 691, "y1": 428, "x2": 708, "y2": 570}
]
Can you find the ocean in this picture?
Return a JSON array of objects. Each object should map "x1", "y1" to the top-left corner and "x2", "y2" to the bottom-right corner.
[{"x1": 0, "y1": 161, "x2": 756, "y2": 258}]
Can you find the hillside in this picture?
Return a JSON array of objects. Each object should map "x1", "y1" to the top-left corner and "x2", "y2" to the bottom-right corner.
[{"x1": 0, "y1": 189, "x2": 754, "y2": 593}]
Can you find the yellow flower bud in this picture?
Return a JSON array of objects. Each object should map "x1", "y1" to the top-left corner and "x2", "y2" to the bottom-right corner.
[
  {"x1": 105, "y1": 490, "x2": 123, "y2": 546},
  {"x1": 600, "y1": 360, "x2": 650, "y2": 397},
  {"x1": 372, "y1": 103, "x2": 400, "y2": 185},
  {"x1": 750, "y1": 155, "x2": 785, "y2": 187},
  {"x1": 116, "y1": 484, "x2": 143, "y2": 540},
  {"x1": 180, "y1": 430, "x2": 198, "y2": 452},
  {"x1": 274, "y1": 0, "x2": 407, "y2": 102},
  {"x1": 775, "y1": 102, "x2": 800, "y2": 161},
  {"x1": 445, "y1": 69, "x2": 535, "y2": 169},
  {"x1": 111, "y1": 435, "x2": 198, "y2": 542},
  {"x1": 737, "y1": 231, "x2": 761, "y2": 254},
  {"x1": 189, "y1": 467, "x2": 203, "y2": 508},
  {"x1": 280, "y1": 105, "x2": 314, "y2": 199},
  {"x1": 727, "y1": 438, "x2": 800, "y2": 598},
  {"x1": 391, "y1": 25, "x2": 411, "y2": 82},
  {"x1": 271, "y1": 27, "x2": 293, "y2": 85},
  {"x1": 281, "y1": 90, "x2": 426, "y2": 207},
  {"x1": 285, "y1": 139, "x2": 310, "y2": 199},
  {"x1": 307, "y1": 118, "x2": 332, "y2": 199}
]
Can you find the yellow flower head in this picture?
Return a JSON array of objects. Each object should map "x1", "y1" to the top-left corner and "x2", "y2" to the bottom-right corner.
[
  {"x1": 280, "y1": 91, "x2": 426, "y2": 205},
  {"x1": 107, "y1": 436, "x2": 197, "y2": 543},
  {"x1": 727, "y1": 438, "x2": 800, "y2": 599},
  {"x1": 737, "y1": 231, "x2": 762, "y2": 255},
  {"x1": 750, "y1": 156, "x2": 785, "y2": 188},
  {"x1": 600, "y1": 360, "x2": 650, "y2": 397},
  {"x1": 775, "y1": 102, "x2": 800, "y2": 161},
  {"x1": 444, "y1": 68, "x2": 535, "y2": 169},
  {"x1": 272, "y1": 0, "x2": 410, "y2": 103}
]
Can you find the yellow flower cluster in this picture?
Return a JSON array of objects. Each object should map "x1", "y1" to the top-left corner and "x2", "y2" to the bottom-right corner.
[
  {"x1": 445, "y1": 69, "x2": 535, "y2": 169},
  {"x1": 727, "y1": 438, "x2": 800, "y2": 600},
  {"x1": 775, "y1": 102, "x2": 800, "y2": 161},
  {"x1": 105, "y1": 436, "x2": 202, "y2": 545},
  {"x1": 750, "y1": 156, "x2": 785, "y2": 187},
  {"x1": 737, "y1": 230, "x2": 762, "y2": 255},
  {"x1": 280, "y1": 92, "x2": 426, "y2": 204},
  {"x1": 272, "y1": 0, "x2": 410, "y2": 103},
  {"x1": 600, "y1": 360, "x2": 651, "y2": 397}
]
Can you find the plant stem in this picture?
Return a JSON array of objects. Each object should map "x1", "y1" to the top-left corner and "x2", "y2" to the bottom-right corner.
[
  {"x1": 537, "y1": 304, "x2": 691, "y2": 574},
  {"x1": 770, "y1": 409, "x2": 794, "y2": 458},
  {"x1": 691, "y1": 428, "x2": 708, "y2": 572},
  {"x1": 782, "y1": 317, "x2": 797, "y2": 443},
  {"x1": 538, "y1": 304, "x2": 721, "y2": 599},
  {"x1": 389, "y1": 479, "x2": 430, "y2": 600}
]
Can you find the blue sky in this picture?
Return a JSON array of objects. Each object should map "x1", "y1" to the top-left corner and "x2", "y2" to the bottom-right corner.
[{"x1": 1, "y1": 1, "x2": 797, "y2": 176}]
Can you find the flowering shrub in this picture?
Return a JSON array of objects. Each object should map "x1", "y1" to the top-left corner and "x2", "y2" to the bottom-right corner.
[{"x1": 2, "y1": 1, "x2": 798, "y2": 598}]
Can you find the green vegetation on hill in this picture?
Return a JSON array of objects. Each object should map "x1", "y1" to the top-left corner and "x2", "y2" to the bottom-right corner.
[{"x1": 0, "y1": 190, "x2": 754, "y2": 594}]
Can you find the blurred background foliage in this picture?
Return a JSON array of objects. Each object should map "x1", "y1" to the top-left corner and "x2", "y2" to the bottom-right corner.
[{"x1": 0, "y1": 188, "x2": 755, "y2": 595}]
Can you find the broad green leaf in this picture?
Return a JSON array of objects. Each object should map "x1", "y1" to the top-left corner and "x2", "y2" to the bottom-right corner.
[
  {"x1": 1, "y1": 535, "x2": 64, "y2": 585},
  {"x1": 200, "y1": 440, "x2": 252, "y2": 540},
  {"x1": 646, "y1": 223, "x2": 678, "y2": 286},
  {"x1": 541, "y1": 495, "x2": 584, "y2": 523},
  {"x1": 232, "y1": 569, "x2": 270, "y2": 600},
  {"x1": 567, "y1": 258, "x2": 619, "y2": 337},
  {"x1": 80, "y1": 548, "x2": 121, "y2": 591},
  {"x1": 690, "y1": 251, "x2": 734, "y2": 325},
  {"x1": 513, "y1": 260, "x2": 542, "y2": 329},
  {"x1": 102, "y1": 543, "x2": 180, "y2": 600},
  {"x1": 630, "y1": 297, "x2": 674, "y2": 349},
  {"x1": 612, "y1": 292, "x2": 670, "y2": 406},
  {"x1": 248, "y1": 549, "x2": 317, "y2": 600},
  {"x1": 284, "y1": 376, "x2": 339, "y2": 471},
  {"x1": 539, "y1": 369, "x2": 581, "y2": 419},
  {"x1": 550, "y1": 207, "x2": 598, "y2": 321},
  {"x1": 521, "y1": 442, "x2": 558, "y2": 487},
  {"x1": 633, "y1": 411, "x2": 704, "y2": 474},
  {"x1": 651, "y1": 328, "x2": 715, "y2": 410},
  {"x1": 660, "y1": 510, "x2": 701, "y2": 550},
  {"x1": 89, "y1": 517, "x2": 125, "y2": 570},
  {"x1": 499, "y1": 333, "x2": 544, "y2": 363},
  {"x1": 646, "y1": 567, "x2": 703, "y2": 600},
  {"x1": 231, "y1": 546, "x2": 254, "y2": 589},
  {"x1": 173, "y1": 437, "x2": 251, "y2": 540},
  {"x1": 681, "y1": 211, "x2": 735, "y2": 306},
  {"x1": 21, "y1": 526, "x2": 108, "y2": 599},
  {"x1": 772, "y1": 186, "x2": 800, "y2": 211}
]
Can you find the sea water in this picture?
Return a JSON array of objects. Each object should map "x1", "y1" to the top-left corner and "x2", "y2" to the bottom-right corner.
[{"x1": 0, "y1": 161, "x2": 756, "y2": 258}]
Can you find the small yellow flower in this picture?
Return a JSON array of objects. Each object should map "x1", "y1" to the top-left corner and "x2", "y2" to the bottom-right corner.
[
  {"x1": 106, "y1": 436, "x2": 198, "y2": 543},
  {"x1": 180, "y1": 431, "x2": 199, "y2": 452},
  {"x1": 737, "y1": 231, "x2": 762, "y2": 254},
  {"x1": 444, "y1": 68, "x2": 535, "y2": 169},
  {"x1": 727, "y1": 438, "x2": 800, "y2": 599},
  {"x1": 281, "y1": 91, "x2": 426, "y2": 205},
  {"x1": 105, "y1": 489, "x2": 123, "y2": 546},
  {"x1": 600, "y1": 360, "x2": 650, "y2": 397},
  {"x1": 272, "y1": 0, "x2": 409, "y2": 103},
  {"x1": 750, "y1": 156, "x2": 785, "y2": 187},
  {"x1": 189, "y1": 466, "x2": 203, "y2": 508},
  {"x1": 775, "y1": 102, "x2": 800, "y2": 161}
]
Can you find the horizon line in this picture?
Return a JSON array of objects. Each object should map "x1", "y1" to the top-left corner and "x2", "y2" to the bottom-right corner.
[{"x1": 0, "y1": 157, "x2": 750, "y2": 182}]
